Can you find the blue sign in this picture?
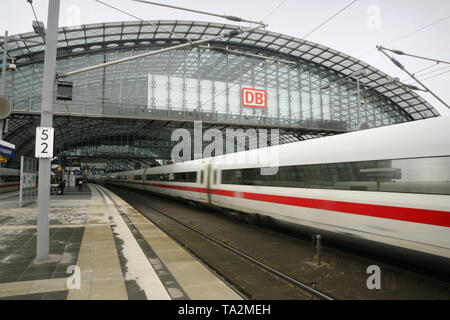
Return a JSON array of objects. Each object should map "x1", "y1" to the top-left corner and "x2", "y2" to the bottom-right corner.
[{"x1": 0, "y1": 144, "x2": 15, "y2": 158}]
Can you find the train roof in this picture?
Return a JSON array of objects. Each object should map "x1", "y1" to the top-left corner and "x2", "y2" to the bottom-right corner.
[
  {"x1": 210, "y1": 116, "x2": 450, "y2": 168},
  {"x1": 110, "y1": 116, "x2": 450, "y2": 174}
]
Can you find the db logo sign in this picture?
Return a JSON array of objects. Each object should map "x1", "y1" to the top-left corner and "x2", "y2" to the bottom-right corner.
[{"x1": 242, "y1": 88, "x2": 266, "y2": 108}]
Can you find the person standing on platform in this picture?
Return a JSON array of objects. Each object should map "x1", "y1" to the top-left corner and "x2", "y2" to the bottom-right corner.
[
  {"x1": 58, "y1": 180, "x2": 66, "y2": 195},
  {"x1": 78, "y1": 178, "x2": 83, "y2": 192}
]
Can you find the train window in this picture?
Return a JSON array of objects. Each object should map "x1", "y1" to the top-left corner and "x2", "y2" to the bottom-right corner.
[
  {"x1": 133, "y1": 175, "x2": 143, "y2": 180},
  {"x1": 221, "y1": 156, "x2": 450, "y2": 195},
  {"x1": 145, "y1": 172, "x2": 197, "y2": 183},
  {"x1": 0, "y1": 175, "x2": 20, "y2": 182},
  {"x1": 213, "y1": 170, "x2": 217, "y2": 185},
  {"x1": 172, "y1": 171, "x2": 197, "y2": 183},
  {"x1": 145, "y1": 174, "x2": 158, "y2": 181},
  {"x1": 200, "y1": 171, "x2": 204, "y2": 184}
]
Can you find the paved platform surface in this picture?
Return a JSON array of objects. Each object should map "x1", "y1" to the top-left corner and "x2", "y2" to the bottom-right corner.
[{"x1": 0, "y1": 184, "x2": 242, "y2": 300}]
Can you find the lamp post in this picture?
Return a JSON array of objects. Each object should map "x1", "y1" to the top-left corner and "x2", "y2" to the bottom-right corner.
[
  {"x1": 0, "y1": 31, "x2": 8, "y2": 141},
  {"x1": 36, "y1": 0, "x2": 60, "y2": 261}
]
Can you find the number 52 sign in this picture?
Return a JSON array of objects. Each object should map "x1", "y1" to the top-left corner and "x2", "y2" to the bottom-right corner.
[{"x1": 35, "y1": 127, "x2": 54, "y2": 158}]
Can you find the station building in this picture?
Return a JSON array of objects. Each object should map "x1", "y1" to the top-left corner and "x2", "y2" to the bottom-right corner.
[{"x1": 0, "y1": 20, "x2": 439, "y2": 171}]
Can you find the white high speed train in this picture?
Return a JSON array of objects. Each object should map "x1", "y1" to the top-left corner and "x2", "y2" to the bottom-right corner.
[
  {"x1": 0, "y1": 168, "x2": 20, "y2": 194},
  {"x1": 93, "y1": 116, "x2": 450, "y2": 260}
]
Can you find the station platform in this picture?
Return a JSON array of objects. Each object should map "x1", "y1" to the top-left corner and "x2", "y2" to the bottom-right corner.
[{"x1": 0, "y1": 184, "x2": 242, "y2": 300}]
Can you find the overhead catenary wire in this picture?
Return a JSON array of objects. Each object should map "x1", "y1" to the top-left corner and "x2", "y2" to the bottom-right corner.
[
  {"x1": 403, "y1": 66, "x2": 450, "y2": 82},
  {"x1": 95, "y1": 0, "x2": 193, "y2": 42},
  {"x1": 302, "y1": 0, "x2": 358, "y2": 39},
  {"x1": 132, "y1": 0, "x2": 267, "y2": 27},
  {"x1": 402, "y1": 65, "x2": 450, "y2": 85},
  {"x1": 57, "y1": 24, "x2": 264, "y2": 79},
  {"x1": 419, "y1": 69, "x2": 450, "y2": 82},
  {"x1": 358, "y1": 15, "x2": 450, "y2": 58},
  {"x1": 27, "y1": 0, "x2": 46, "y2": 45},
  {"x1": 381, "y1": 47, "x2": 450, "y2": 65},
  {"x1": 262, "y1": 0, "x2": 289, "y2": 22},
  {"x1": 411, "y1": 63, "x2": 441, "y2": 76},
  {"x1": 59, "y1": 0, "x2": 267, "y2": 78},
  {"x1": 377, "y1": 45, "x2": 449, "y2": 108},
  {"x1": 412, "y1": 65, "x2": 450, "y2": 79},
  {"x1": 378, "y1": 45, "x2": 450, "y2": 95}
]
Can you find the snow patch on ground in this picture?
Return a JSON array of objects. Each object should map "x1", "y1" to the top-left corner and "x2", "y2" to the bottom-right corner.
[
  {"x1": 0, "y1": 205, "x2": 88, "y2": 227},
  {"x1": 103, "y1": 191, "x2": 170, "y2": 300}
]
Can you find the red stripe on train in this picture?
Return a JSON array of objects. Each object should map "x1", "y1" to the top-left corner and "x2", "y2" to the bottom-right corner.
[
  {"x1": 210, "y1": 189, "x2": 450, "y2": 228},
  {"x1": 146, "y1": 183, "x2": 207, "y2": 193},
  {"x1": 113, "y1": 180, "x2": 450, "y2": 227},
  {"x1": 113, "y1": 180, "x2": 208, "y2": 193}
]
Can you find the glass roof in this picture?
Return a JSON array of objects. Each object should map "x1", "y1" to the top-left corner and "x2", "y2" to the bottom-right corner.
[
  {"x1": 1, "y1": 20, "x2": 440, "y2": 169},
  {"x1": 1, "y1": 20, "x2": 438, "y2": 120}
]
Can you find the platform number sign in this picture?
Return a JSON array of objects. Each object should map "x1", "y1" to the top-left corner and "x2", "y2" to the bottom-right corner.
[{"x1": 35, "y1": 127, "x2": 54, "y2": 158}]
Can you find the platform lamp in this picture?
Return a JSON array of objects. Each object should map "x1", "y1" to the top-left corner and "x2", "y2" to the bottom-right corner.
[
  {"x1": 8, "y1": 58, "x2": 16, "y2": 108},
  {"x1": 32, "y1": 20, "x2": 47, "y2": 44},
  {"x1": 0, "y1": 95, "x2": 12, "y2": 140}
]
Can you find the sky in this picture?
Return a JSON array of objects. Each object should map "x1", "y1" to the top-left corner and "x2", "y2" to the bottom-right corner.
[{"x1": 1, "y1": 0, "x2": 449, "y2": 115}]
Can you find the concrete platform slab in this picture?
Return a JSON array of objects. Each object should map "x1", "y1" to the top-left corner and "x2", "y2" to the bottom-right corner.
[{"x1": 0, "y1": 183, "x2": 243, "y2": 300}]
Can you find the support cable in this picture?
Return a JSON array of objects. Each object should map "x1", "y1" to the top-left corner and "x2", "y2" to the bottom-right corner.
[
  {"x1": 302, "y1": 0, "x2": 358, "y2": 39},
  {"x1": 380, "y1": 46, "x2": 450, "y2": 65},
  {"x1": 95, "y1": 0, "x2": 193, "y2": 42},
  {"x1": 27, "y1": 0, "x2": 46, "y2": 45},
  {"x1": 132, "y1": 0, "x2": 267, "y2": 28},
  {"x1": 57, "y1": 25, "x2": 264, "y2": 79},
  {"x1": 377, "y1": 45, "x2": 449, "y2": 108}
]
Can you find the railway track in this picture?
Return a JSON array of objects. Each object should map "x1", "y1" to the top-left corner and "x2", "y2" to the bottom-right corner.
[
  {"x1": 103, "y1": 185, "x2": 332, "y2": 300},
  {"x1": 140, "y1": 197, "x2": 333, "y2": 300},
  {"x1": 105, "y1": 185, "x2": 450, "y2": 300}
]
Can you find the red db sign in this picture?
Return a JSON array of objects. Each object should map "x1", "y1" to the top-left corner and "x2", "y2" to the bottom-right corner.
[{"x1": 242, "y1": 88, "x2": 266, "y2": 108}]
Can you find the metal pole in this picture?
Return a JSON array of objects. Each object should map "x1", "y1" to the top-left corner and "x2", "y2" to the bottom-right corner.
[
  {"x1": 356, "y1": 78, "x2": 361, "y2": 127},
  {"x1": 19, "y1": 155, "x2": 24, "y2": 207},
  {"x1": 0, "y1": 30, "x2": 7, "y2": 141},
  {"x1": 316, "y1": 234, "x2": 321, "y2": 265},
  {"x1": 37, "y1": 0, "x2": 60, "y2": 261}
]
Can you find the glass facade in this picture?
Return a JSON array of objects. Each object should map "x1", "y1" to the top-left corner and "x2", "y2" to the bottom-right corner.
[
  {"x1": 1, "y1": 21, "x2": 440, "y2": 170},
  {"x1": 3, "y1": 21, "x2": 438, "y2": 133}
]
